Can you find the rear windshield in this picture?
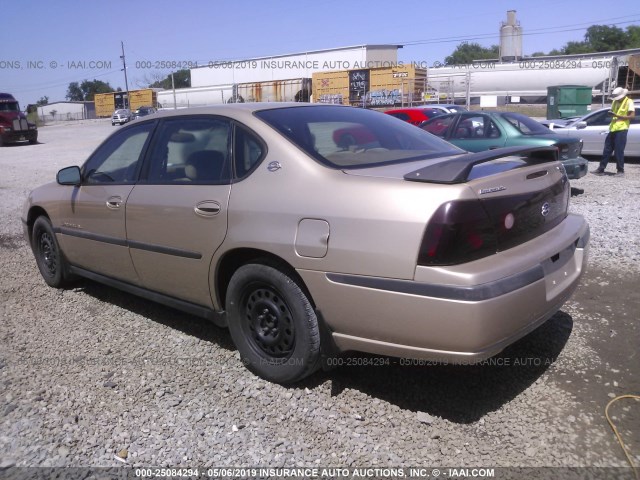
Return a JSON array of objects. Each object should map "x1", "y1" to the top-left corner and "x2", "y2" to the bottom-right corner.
[
  {"x1": 255, "y1": 106, "x2": 463, "y2": 169},
  {"x1": 500, "y1": 112, "x2": 550, "y2": 135}
]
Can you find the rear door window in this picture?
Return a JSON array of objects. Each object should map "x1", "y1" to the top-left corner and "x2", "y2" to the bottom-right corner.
[{"x1": 143, "y1": 117, "x2": 231, "y2": 184}]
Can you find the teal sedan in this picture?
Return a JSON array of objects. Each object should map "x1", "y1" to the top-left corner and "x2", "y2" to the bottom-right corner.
[{"x1": 420, "y1": 111, "x2": 588, "y2": 179}]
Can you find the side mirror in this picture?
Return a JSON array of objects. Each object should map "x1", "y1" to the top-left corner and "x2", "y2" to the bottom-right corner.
[
  {"x1": 575, "y1": 121, "x2": 587, "y2": 130},
  {"x1": 57, "y1": 166, "x2": 82, "y2": 185}
]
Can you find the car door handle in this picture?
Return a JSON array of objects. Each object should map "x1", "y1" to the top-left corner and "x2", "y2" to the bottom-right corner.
[
  {"x1": 600, "y1": 131, "x2": 608, "y2": 135},
  {"x1": 194, "y1": 200, "x2": 221, "y2": 217},
  {"x1": 106, "y1": 196, "x2": 122, "y2": 209},
  {"x1": 489, "y1": 146, "x2": 501, "y2": 150}
]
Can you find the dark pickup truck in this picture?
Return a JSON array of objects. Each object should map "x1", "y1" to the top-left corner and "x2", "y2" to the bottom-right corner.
[{"x1": 0, "y1": 93, "x2": 37, "y2": 146}]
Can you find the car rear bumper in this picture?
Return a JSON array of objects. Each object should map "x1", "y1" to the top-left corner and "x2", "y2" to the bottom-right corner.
[
  {"x1": 300, "y1": 214, "x2": 589, "y2": 363},
  {"x1": 562, "y1": 156, "x2": 589, "y2": 179}
]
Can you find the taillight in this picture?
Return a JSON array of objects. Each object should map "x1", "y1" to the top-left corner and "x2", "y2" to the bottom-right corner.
[
  {"x1": 418, "y1": 178, "x2": 569, "y2": 266},
  {"x1": 418, "y1": 200, "x2": 497, "y2": 266}
]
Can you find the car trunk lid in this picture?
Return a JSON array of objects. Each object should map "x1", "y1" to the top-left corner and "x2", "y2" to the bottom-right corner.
[{"x1": 345, "y1": 146, "x2": 570, "y2": 264}]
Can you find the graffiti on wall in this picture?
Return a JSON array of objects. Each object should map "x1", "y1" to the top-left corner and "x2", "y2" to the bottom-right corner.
[
  {"x1": 318, "y1": 94, "x2": 344, "y2": 104},
  {"x1": 364, "y1": 89, "x2": 402, "y2": 107},
  {"x1": 349, "y1": 70, "x2": 370, "y2": 103}
]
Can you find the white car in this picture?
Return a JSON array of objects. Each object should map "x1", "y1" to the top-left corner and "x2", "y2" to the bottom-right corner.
[
  {"x1": 111, "y1": 109, "x2": 132, "y2": 126},
  {"x1": 546, "y1": 107, "x2": 640, "y2": 157},
  {"x1": 422, "y1": 104, "x2": 468, "y2": 114}
]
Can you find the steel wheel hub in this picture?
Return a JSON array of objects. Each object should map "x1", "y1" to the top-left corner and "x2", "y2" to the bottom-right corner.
[
  {"x1": 39, "y1": 232, "x2": 57, "y2": 277},
  {"x1": 245, "y1": 287, "x2": 294, "y2": 357}
]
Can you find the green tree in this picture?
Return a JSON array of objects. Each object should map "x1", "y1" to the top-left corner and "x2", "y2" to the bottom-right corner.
[
  {"x1": 66, "y1": 80, "x2": 115, "y2": 101},
  {"x1": 146, "y1": 69, "x2": 191, "y2": 89},
  {"x1": 626, "y1": 25, "x2": 640, "y2": 48},
  {"x1": 585, "y1": 25, "x2": 628, "y2": 52},
  {"x1": 559, "y1": 41, "x2": 593, "y2": 55},
  {"x1": 36, "y1": 96, "x2": 49, "y2": 106},
  {"x1": 80, "y1": 79, "x2": 114, "y2": 101},
  {"x1": 66, "y1": 82, "x2": 83, "y2": 101},
  {"x1": 445, "y1": 42, "x2": 499, "y2": 65}
]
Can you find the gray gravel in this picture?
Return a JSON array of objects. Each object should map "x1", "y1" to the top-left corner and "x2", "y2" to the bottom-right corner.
[{"x1": 0, "y1": 120, "x2": 639, "y2": 470}]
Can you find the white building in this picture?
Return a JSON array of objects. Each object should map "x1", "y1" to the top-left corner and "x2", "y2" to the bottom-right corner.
[
  {"x1": 38, "y1": 101, "x2": 95, "y2": 121},
  {"x1": 190, "y1": 44, "x2": 401, "y2": 87}
]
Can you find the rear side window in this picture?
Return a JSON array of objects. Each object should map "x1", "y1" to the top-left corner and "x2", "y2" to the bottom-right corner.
[
  {"x1": 501, "y1": 112, "x2": 549, "y2": 135},
  {"x1": 234, "y1": 126, "x2": 265, "y2": 179},
  {"x1": 256, "y1": 106, "x2": 463, "y2": 169}
]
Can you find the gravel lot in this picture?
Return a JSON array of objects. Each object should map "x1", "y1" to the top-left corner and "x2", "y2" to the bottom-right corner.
[{"x1": 0, "y1": 120, "x2": 639, "y2": 474}]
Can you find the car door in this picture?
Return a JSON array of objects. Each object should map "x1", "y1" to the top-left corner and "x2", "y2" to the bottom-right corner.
[
  {"x1": 56, "y1": 121, "x2": 154, "y2": 282},
  {"x1": 449, "y1": 113, "x2": 506, "y2": 151},
  {"x1": 125, "y1": 116, "x2": 233, "y2": 308},
  {"x1": 574, "y1": 110, "x2": 611, "y2": 155}
]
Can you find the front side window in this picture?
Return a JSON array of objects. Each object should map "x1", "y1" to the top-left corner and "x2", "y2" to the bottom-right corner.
[
  {"x1": 144, "y1": 117, "x2": 231, "y2": 184},
  {"x1": 584, "y1": 111, "x2": 611, "y2": 127},
  {"x1": 453, "y1": 115, "x2": 501, "y2": 139},
  {"x1": 83, "y1": 122, "x2": 153, "y2": 184},
  {"x1": 421, "y1": 115, "x2": 456, "y2": 139}
]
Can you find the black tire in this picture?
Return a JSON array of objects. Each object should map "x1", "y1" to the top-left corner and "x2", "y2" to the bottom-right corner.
[
  {"x1": 32, "y1": 216, "x2": 73, "y2": 288},
  {"x1": 226, "y1": 263, "x2": 320, "y2": 384}
]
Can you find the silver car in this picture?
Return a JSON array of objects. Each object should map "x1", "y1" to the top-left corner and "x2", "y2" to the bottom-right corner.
[
  {"x1": 546, "y1": 107, "x2": 640, "y2": 156},
  {"x1": 111, "y1": 109, "x2": 132, "y2": 126},
  {"x1": 22, "y1": 104, "x2": 589, "y2": 384}
]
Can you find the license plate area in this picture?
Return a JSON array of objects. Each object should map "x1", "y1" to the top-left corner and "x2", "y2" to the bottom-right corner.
[{"x1": 541, "y1": 242, "x2": 579, "y2": 300}]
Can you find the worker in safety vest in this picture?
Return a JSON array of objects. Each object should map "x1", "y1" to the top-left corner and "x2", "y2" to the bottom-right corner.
[{"x1": 593, "y1": 87, "x2": 635, "y2": 176}]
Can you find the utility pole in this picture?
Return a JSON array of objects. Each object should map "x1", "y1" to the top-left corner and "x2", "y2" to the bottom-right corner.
[
  {"x1": 171, "y1": 72, "x2": 177, "y2": 110},
  {"x1": 120, "y1": 41, "x2": 130, "y2": 109}
]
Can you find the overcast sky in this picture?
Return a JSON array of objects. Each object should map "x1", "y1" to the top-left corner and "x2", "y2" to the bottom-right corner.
[{"x1": 3, "y1": 0, "x2": 640, "y2": 107}]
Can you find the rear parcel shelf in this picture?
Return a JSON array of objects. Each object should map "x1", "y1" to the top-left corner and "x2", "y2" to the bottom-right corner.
[{"x1": 404, "y1": 146, "x2": 559, "y2": 185}]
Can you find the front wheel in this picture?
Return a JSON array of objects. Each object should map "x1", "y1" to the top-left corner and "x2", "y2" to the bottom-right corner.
[
  {"x1": 32, "y1": 216, "x2": 73, "y2": 288},
  {"x1": 226, "y1": 263, "x2": 320, "y2": 384}
]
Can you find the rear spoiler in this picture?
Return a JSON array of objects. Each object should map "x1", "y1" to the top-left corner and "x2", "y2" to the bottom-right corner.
[{"x1": 404, "y1": 146, "x2": 559, "y2": 185}]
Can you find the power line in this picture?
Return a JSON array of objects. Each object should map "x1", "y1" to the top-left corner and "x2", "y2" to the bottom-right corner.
[{"x1": 398, "y1": 16, "x2": 640, "y2": 47}]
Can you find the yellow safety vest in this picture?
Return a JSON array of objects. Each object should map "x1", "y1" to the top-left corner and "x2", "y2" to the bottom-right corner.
[{"x1": 610, "y1": 97, "x2": 631, "y2": 132}]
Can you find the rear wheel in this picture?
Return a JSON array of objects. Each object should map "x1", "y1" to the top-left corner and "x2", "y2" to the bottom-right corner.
[
  {"x1": 226, "y1": 263, "x2": 320, "y2": 384},
  {"x1": 32, "y1": 216, "x2": 73, "y2": 288}
]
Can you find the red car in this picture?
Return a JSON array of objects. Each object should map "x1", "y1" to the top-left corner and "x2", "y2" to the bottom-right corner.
[
  {"x1": 332, "y1": 125, "x2": 377, "y2": 149},
  {"x1": 385, "y1": 107, "x2": 444, "y2": 126}
]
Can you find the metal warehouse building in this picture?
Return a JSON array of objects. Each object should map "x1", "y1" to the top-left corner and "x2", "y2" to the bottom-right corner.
[
  {"x1": 158, "y1": 45, "x2": 402, "y2": 108},
  {"x1": 37, "y1": 101, "x2": 95, "y2": 122}
]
